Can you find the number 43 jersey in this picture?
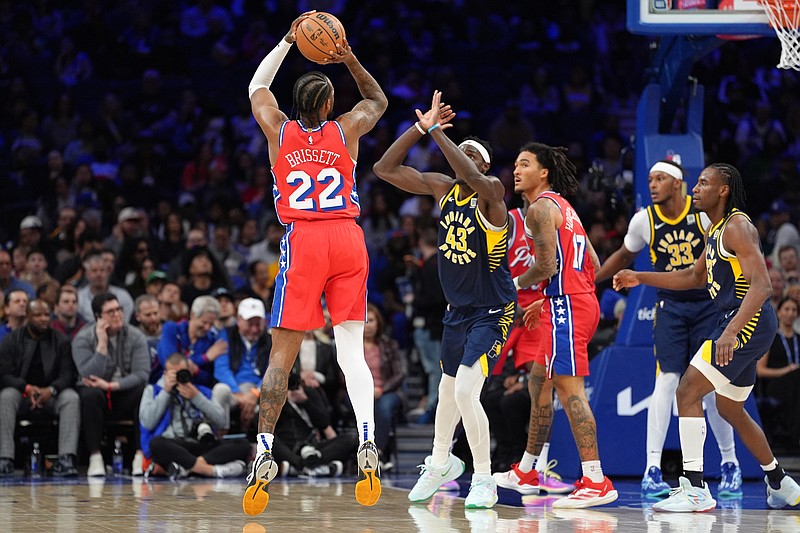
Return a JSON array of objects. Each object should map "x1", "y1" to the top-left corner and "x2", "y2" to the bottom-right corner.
[
  {"x1": 272, "y1": 120, "x2": 360, "y2": 224},
  {"x1": 529, "y1": 191, "x2": 595, "y2": 297}
]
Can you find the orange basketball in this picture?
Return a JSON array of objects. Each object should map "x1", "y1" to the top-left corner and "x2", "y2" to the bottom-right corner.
[{"x1": 295, "y1": 12, "x2": 346, "y2": 64}]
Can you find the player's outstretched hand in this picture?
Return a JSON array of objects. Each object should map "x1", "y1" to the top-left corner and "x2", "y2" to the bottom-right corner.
[
  {"x1": 416, "y1": 90, "x2": 455, "y2": 131},
  {"x1": 523, "y1": 300, "x2": 544, "y2": 330},
  {"x1": 613, "y1": 269, "x2": 639, "y2": 291}
]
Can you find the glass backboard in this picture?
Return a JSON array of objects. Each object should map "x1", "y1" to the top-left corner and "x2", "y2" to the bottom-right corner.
[{"x1": 627, "y1": 0, "x2": 774, "y2": 35}]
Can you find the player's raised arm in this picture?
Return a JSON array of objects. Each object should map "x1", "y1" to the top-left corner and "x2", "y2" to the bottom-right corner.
[
  {"x1": 248, "y1": 13, "x2": 311, "y2": 148},
  {"x1": 423, "y1": 92, "x2": 506, "y2": 223},
  {"x1": 373, "y1": 94, "x2": 456, "y2": 200},
  {"x1": 331, "y1": 41, "x2": 387, "y2": 155}
]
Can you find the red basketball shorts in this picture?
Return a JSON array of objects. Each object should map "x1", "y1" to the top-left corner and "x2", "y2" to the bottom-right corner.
[
  {"x1": 539, "y1": 292, "x2": 599, "y2": 377},
  {"x1": 270, "y1": 219, "x2": 368, "y2": 331}
]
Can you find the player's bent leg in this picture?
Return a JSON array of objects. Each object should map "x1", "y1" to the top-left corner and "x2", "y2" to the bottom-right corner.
[{"x1": 243, "y1": 328, "x2": 304, "y2": 516}]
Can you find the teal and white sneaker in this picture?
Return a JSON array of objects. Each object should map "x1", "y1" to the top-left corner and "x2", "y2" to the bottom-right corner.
[
  {"x1": 718, "y1": 462, "x2": 742, "y2": 498},
  {"x1": 652, "y1": 477, "x2": 716, "y2": 513},
  {"x1": 766, "y1": 474, "x2": 800, "y2": 509},
  {"x1": 464, "y1": 475, "x2": 498, "y2": 509},
  {"x1": 641, "y1": 466, "x2": 672, "y2": 498},
  {"x1": 408, "y1": 454, "x2": 465, "y2": 503}
]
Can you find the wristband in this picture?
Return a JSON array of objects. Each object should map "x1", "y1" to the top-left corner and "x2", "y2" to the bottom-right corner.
[
  {"x1": 414, "y1": 122, "x2": 426, "y2": 135},
  {"x1": 427, "y1": 123, "x2": 441, "y2": 134},
  {"x1": 513, "y1": 276, "x2": 522, "y2": 290}
]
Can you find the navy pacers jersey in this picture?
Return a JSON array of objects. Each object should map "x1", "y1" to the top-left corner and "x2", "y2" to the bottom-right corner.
[
  {"x1": 705, "y1": 209, "x2": 769, "y2": 349},
  {"x1": 647, "y1": 197, "x2": 708, "y2": 301},
  {"x1": 437, "y1": 184, "x2": 516, "y2": 308}
]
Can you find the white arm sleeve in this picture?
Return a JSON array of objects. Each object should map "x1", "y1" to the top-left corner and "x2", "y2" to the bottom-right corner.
[
  {"x1": 623, "y1": 208, "x2": 651, "y2": 254},
  {"x1": 698, "y1": 211, "x2": 712, "y2": 234},
  {"x1": 248, "y1": 39, "x2": 292, "y2": 99}
]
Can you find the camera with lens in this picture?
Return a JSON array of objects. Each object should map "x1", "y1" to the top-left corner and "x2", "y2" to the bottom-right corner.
[
  {"x1": 287, "y1": 373, "x2": 301, "y2": 391},
  {"x1": 176, "y1": 368, "x2": 192, "y2": 384}
]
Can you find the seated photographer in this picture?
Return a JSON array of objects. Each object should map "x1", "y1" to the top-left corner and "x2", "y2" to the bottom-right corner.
[
  {"x1": 212, "y1": 298, "x2": 271, "y2": 433},
  {"x1": 271, "y1": 372, "x2": 356, "y2": 477},
  {"x1": 139, "y1": 352, "x2": 250, "y2": 479}
]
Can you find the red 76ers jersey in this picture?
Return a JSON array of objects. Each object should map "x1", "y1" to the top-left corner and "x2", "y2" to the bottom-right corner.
[
  {"x1": 530, "y1": 191, "x2": 595, "y2": 297},
  {"x1": 271, "y1": 120, "x2": 361, "y2": 224}
]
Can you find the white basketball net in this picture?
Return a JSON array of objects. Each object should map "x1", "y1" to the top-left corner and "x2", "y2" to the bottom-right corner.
[{"x1": 758, "y1": 0, "x2": 800, "y2": 70}]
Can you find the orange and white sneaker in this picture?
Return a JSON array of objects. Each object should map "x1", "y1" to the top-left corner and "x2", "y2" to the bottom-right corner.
[
  {"x1": 552, "y1": 476, "x2": 618, "y2": 509},
  {"x1": 242, "y1": 451, "x2": 279, "y2": 515},
  {"x1": 493, "y1": 463, "x2": 540, "y2": 495}
]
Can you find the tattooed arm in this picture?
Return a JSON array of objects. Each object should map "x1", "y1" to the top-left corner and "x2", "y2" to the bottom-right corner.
[{"x1": 517, "y1": 199, "x2": 560, "y2": 289}]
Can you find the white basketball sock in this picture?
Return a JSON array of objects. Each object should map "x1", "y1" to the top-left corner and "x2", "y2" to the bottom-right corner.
[
  {"x1": 582, "y1": 460, "x2": 604, "y2": 483},
  {"x1": 519, "y1": 452, "x2": 537, "y2": 473},
  {"x1": 679, "y1": 417, "x2": 706, "y2": 474},
  {"x1": 645, "y1": 372, "x2": 680, "y2": 473},
  {"x1": 704, "y1": 391, "x2": 738, "y2": 465},
  {"x1": 535, "y1": 442, "x2": 551, "y2": 472},
  {"x1": 334, "y1": 321, "x2": 375, "y2": 444},
  {"x1": 256, "y1": 433, "x2": 274, "y2": 456}
]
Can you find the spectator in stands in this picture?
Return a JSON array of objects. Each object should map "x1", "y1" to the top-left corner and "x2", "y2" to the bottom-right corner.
[
  {"x1": 212, "y1": 298, "x2": 270, "y2": 432},
  {"x1": 296, "y1": 326, "x2": 343, "y2": 427},
  {"x1": 767, "y1": 199, "x2": 800, "y2": 266},
  {"x1": 240, "y1": 260, "x2": 273, "y2": 312},
  {"x1": 36, "y1": 279, "x2": 61, "y2": 311},
  {"x1": 361, "y1": 304, "x2": 405, "y2": 467},
  {"x1": 72, "y1": 293, "x2": 150, "y2": 476},
  {"x1": 157, "y1": 212, "x2": 187, "y2": 267},
  {"x1": 106, "y1": 207, "x2": 149, "y2": 259},
  {"x1": 53, "y1": 229, "x2": 103, "y2": 287},
  {"x1": 17, "y1": 216, "x2": 55, "y2": 268},
  {"x1": 158, "y1": 282, "x2": 188, "y2": 323},
  {"x1": 778, "y1": 245, "x2": 800, "y2": 286},
  {"x1": 180, "y1": 250, "x2": 227, "y2": 306},
  {"x1": 769, "y1": 268, "x2": 787, "y2": 310},
  {"x1": 212, "y1": 288, "x2": 236, "y2": 330},
  {"x1": 20, "y1": 249, "x2": 53, "y2": 290},
  {"x1": 134, "y1": 294, "x2": 163, "y2": 384},
  {"x1": 51, "y1": 285, "x2": 88, "y2": 340},
  {"x1": 77, "y1": 251, "x2": 134, "y2": 323},
  {"x1": 0, "y1": 250, "x2": 35, "y2": 300},
  {"x1": 145, "y1": 270, "x2": 168, "y2": 297},
  {"x1": 757, "y1": 297, "x2": 800, "y2": 449},
  {"x1": 0, "y1": 299, "x2": 80, "y2": 477},
  {"x1": 0, "y1": 290, "x2": 30, "y2": 342},
  {"x1": 126, "y1": 256, "x2": 156, "y2": 300},
  {"x1": 139, "y1": 352, "x2": 249, "y2": 480},
  {"x1": 209, "y1": 224, "x2": 246, "y2": 287},
  {"x1": 157, "y1": 295, "x2": 226, "y2": 388},
  {"x1": 408, "y1": 228, "x2": 446, "y2": 422}
]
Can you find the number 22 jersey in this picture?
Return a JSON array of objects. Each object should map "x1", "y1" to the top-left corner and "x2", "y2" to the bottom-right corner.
[{"x1": 271, "y1": 120, "x2": 361, "y2": 224}]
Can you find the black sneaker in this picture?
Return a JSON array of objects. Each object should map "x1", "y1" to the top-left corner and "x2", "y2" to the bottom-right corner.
[
  {"x1": 0, "y1": 457, "x2": 14, "y2": 477},
  {"x1": 166, "y1": 462, "x2": 188, "y2": 481},
  {"x1": 52, "y1": 454, "x2": 78, "y2": 477}
]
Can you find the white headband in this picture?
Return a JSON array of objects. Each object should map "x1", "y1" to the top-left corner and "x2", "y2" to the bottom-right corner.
[
  {"x1": 649, "y1": 161, "x2": 683, "y2": 180},
  {"x1": 458, "y1": 140, "x2": 491, "y2": 165}
]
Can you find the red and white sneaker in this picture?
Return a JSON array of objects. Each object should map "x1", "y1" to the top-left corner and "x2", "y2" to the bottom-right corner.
[
  {"x1": 492, "y1": 463, "x2": 540, "y2": 495},
  {"x1": 552, "y1": 476, "x2": 618, "y2": 509}
]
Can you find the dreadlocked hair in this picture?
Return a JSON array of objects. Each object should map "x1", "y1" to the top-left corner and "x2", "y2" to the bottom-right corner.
[
  {"x1": 292, "y1": 71, "x2": 332, "y2": 128},
  {"x1": 708, "y1": 163, "x2": 746, "y2": 216},
  {"x1": 520, "y1": 142, "x2": 578, "y2": 195}
]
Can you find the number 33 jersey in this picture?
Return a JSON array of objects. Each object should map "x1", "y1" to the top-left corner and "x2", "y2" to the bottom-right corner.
[{"x1": 272, "y1": 120, "x2": 360, "y2": 223}]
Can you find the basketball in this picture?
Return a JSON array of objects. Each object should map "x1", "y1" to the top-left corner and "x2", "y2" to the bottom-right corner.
[{"x1": 295, "y1": 12, "x2": 346, "y2": 64}]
